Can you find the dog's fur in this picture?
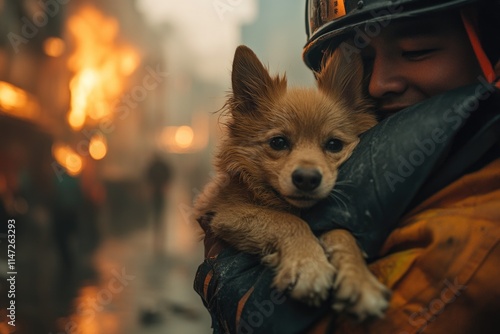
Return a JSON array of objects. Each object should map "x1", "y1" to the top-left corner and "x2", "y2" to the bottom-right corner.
[{"x1": 195, "y1": 45, "x2": 390, "y2": 319}]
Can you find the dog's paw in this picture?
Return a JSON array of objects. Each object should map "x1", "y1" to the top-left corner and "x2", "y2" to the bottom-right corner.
[
  {"x1": 332, "y1": 266, "x2": 391, "y2": 321},
  {"x1": 272, "y1": 253, "x2": 336, "y2": 307}
]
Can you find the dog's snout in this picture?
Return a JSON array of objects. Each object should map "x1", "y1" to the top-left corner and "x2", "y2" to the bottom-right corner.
[{"x1": 292, "y1": 168, "x2": 322, "y2": 191}]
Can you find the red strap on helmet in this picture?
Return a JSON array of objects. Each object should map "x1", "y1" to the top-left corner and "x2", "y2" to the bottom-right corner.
[{"x1": 460, "y1": 9, "x2": 500, "y2": 89}]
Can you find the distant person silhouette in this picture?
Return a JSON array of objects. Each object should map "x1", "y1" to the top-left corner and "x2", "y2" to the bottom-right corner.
[{"x1": 146, "y1": 155, "x2": 173, "y2": 256}]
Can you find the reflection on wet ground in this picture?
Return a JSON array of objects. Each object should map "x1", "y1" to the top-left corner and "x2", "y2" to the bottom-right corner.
[{"x1": 0, "y1": 181, "x2": 211, "y2": 334}]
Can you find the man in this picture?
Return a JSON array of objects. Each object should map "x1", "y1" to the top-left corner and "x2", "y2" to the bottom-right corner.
[
  {"x1": 146, "y1": 154, "x2": 173, "y2": 255},
  {"x1": 194, "y1": 0, "x2": 500, "y2": 333}
]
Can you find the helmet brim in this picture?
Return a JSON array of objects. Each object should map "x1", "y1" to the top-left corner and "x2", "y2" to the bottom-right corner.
[{"x1": 303, "y1": 0, "x2": 480, "y2": 71}]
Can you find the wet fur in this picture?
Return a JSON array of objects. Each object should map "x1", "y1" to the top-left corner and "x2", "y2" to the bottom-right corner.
[{"x1": 195, "y1": 45, "x2": 390, "y2": 319}]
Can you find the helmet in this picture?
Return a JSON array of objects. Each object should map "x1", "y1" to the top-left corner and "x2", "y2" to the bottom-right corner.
[{"x1": 303, "y1": 0, "x2": 490, "y2": 72}]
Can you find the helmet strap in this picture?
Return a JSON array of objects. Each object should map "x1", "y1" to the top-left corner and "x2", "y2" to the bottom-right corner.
[{"x1": 460, "y1": 8, "x2": 500, "y2": 88}]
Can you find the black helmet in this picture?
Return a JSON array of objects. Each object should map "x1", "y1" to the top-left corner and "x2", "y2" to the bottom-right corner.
[{"x1": 303, "y1": 0, "x2": 489, "y2": 72}]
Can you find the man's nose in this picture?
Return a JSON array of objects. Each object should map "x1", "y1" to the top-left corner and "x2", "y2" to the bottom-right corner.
[{"x1": 368, "y1": 56, "x2": 407, "y2": 99}]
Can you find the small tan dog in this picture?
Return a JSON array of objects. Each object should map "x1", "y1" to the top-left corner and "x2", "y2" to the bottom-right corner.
[{"x1": 195, "y1": 45, "x2": 390, "y2": 319}]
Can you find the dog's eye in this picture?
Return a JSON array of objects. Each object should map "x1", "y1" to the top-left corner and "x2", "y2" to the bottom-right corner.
[
  {"x1": 269, "y1": 137, "x2": 289, "y2": 150},
  {"x1": 325, "y1": 138, "x2": 343, "y2": 152}
]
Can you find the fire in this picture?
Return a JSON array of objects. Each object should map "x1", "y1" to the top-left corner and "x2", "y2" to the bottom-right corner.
[
  {"x1": 89, "y1": 134, "x2": 107, "y2": 160},
  {"x1": 66, "y1": 5, "x2": 140, "y2": 130},
  {"x1": 0, "y1": 81, "x2": 40, "y2": 120},
  {"x1": 174, "y1": 126, "x2": 194, "y2": 149},
  {"x1": 159, "y1": 112, "x2": 210, "y2": 153},
  {"x1": 43, "y1": 37, "x2": 65, "y2": 57},
  {"x1": 52, "y1": 143, "x2": 83, "y2": 176}
]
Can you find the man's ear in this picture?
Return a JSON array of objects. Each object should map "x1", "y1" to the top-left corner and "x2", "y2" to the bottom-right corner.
[
  {"x1": 316, "y1": 44, "x2": 369, "y2": 111},
  {"x1": 230, "y1": 45, "x2": 286, "y2": 114}
]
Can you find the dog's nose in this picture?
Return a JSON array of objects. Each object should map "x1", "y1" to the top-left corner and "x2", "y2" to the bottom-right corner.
[{"x1": 292, "y1": 168, "x2": 322, "y2": 191}]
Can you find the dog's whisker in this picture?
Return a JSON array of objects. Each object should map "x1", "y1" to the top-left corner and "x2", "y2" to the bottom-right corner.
[
  {"x1": 334, "y1": 196, "x2": 348, "y2": 213},
  {"x1": 329, "y1": 192, "x2": 348, "y2": 212},
  {"x1": 334, "y1": 180, "x2": 356, "y2": 188},
  {"x1": 332, "y1": 188, "x2": 350, "y2": 202}
]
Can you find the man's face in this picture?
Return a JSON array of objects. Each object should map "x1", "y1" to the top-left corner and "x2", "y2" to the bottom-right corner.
[{"x1": 358, "y1": 12, "x2": 482, "y2": 118}]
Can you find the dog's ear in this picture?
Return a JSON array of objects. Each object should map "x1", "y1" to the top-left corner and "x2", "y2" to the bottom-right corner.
[
  {"x1": 316, "y1": 44, "x2": 368, "y2": 112},
  {"x1": 230, "y1": 45, "x2": 286, "y2": 114}
]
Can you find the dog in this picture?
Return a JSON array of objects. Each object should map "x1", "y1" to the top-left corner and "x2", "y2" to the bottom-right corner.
[{"x1": 195, "y1": 45, "x2": 390, "y2": 319}]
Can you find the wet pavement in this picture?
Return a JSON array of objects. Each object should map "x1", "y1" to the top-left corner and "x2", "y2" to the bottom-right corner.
[{"x1": 0, "y1": 181, "x2": 212, "y2": 334}]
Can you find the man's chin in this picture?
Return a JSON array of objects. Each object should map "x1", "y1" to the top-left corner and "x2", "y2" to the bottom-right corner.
[
  {"x1": 375, "y1": 107, "x2": 405, "y2": 120},
  {"x1": 376, "y1": 101, "x2": 420, "y2": 120}
]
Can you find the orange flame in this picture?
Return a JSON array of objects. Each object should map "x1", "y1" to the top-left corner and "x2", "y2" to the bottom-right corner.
[
  {"x1": 159, "y1": 112, "x2": 210, "y2": 153},
  {"x1": 89, "y1": 134, "x2": 107, "y2": 160},
  {"x1": 52, "y1": 143, "x2": 83, "y2": 176},
  {"x1": 43, "y1": 37, "x2": 65, "y2": 57},
  {"x1": 0, "y1": 81, "x2": 40, "y2": 120},
  {"x1": 66, "y1": 6, "x2": 140, "y2": 130}
]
